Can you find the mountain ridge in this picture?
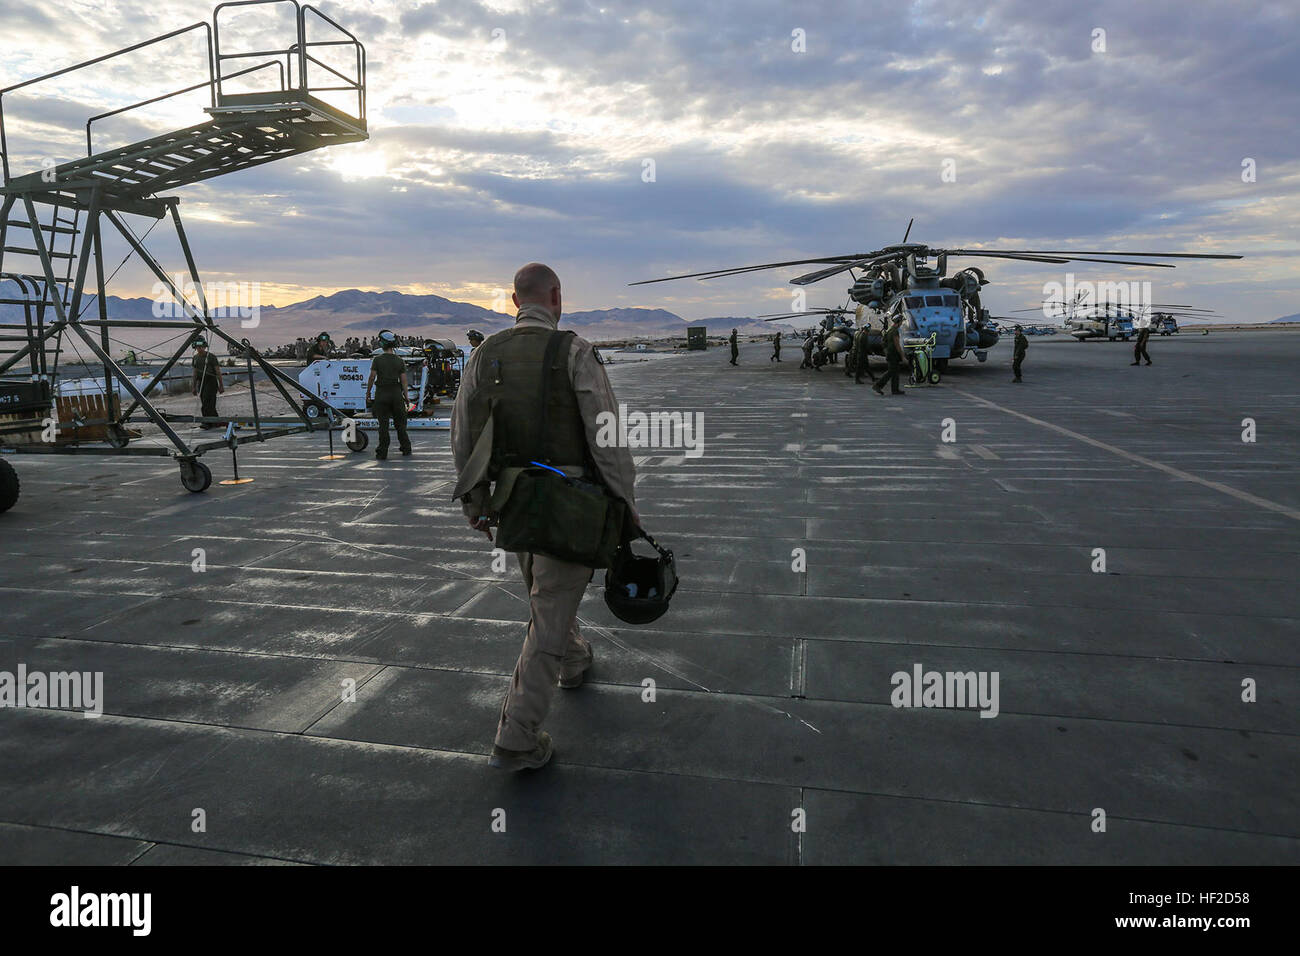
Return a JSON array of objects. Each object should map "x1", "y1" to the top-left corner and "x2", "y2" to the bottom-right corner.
[{"x1": 0, "y1": 282, "x2": 772, "y2": 342}]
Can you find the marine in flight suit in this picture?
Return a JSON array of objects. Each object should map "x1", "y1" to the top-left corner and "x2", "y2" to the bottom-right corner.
[
  {"x1": 366, "y1": 331, "x2": 412, "y2": 459},
  {"x1": 451, "y1": 263, "x2": 639, "y2": 771},
  {"x1": 191, "y1": 338, "x2": 224, "y2": 429}
]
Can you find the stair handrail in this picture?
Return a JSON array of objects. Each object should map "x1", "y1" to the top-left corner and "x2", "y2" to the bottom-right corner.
[
  {"x1": 214, "y1": 1, "x2": 365, "y2": 120},
  {"x1": 84, "y1": 59, "x2": 287, "y2": 157},
  {"x1": 0, "y1": 21, "x2": 214, "y2": 185},
  {"x1": 302, "y1": 5, "x2": 366, "y2": 120},
  {"x1": 214, "y1": 0, "x2": 306, "y2": 99},
  {"x1": 2, "y1": 3, "x2": 366, "y2": 187}
]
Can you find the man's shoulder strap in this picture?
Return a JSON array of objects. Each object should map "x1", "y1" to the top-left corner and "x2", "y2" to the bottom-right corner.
[{"x1": 533, "y1": 329, "x2": 577, "y2": 461}]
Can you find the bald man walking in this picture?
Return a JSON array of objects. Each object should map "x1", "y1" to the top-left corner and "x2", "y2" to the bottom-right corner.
[{"x1": 451, "y1": 263, "x2": 639, "y2": 771}]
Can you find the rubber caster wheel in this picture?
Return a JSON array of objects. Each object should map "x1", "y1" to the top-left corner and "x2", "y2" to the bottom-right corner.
[
  {"x1": 346, "y1": 430, "x2": 369, "y2": 453},
  {"x1": 0, "y1": 457, "x2": 19, "y2": 513},
  {"x1": 929, "y1": 370, "x2": 941, "y2": 385},
  {"x1": 179, "y1": 459, "x2": 212, "y2": 494},
  {"x1": 106, "y1": 424, "x2": 130, "y2": 448}
]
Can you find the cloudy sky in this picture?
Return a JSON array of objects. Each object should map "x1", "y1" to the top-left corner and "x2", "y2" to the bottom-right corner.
[{"x1": 1, "y1": 0, "x2": 1297, "y2": 323}]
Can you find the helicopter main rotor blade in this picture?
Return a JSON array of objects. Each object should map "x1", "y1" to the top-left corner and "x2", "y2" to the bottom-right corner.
[
  {"x1": 1059, "y1": 256, "x2": 1175, "y2": 268},
  {"x1": 757, "y1": 308, "x2": 846, "y2": 316},
  {"x1": 628, "y1": 255, "x2": 872, "y2": 286},
  {"x1": 964, "y1": 249, "x2": 1244, "y2": 260},
  {"x1": 949, "y1": 251, "x2": 1175, "y2": 268},
  {"x1": 697, "y1": 261, "x2": 861, "y2": 281},
  {"x1": 947, "y1": 251, "x2": 1073, "y2": 264},
  {"x1": 759, "y1": 310, "x2": 848, "y2": 321},
  {"x1": 789, "y1": 253, "x2": 904, "y2": 286}
]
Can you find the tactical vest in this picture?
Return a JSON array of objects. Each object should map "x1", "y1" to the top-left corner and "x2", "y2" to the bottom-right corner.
[
  {"x1": 468, "y1": 326, "x2": 589, "y2": 474},
  {"x1": 884, "y1": 325, "x2": 901, "y2": 354}
]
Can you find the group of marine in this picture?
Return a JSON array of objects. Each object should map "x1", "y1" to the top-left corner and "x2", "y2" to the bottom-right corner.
[
  {"x1": 725, "y1": 317, "x2": 1157, "y2": 391},
  {"x1": 186, "y1": 328, "x2": 488, "y2": 459}
]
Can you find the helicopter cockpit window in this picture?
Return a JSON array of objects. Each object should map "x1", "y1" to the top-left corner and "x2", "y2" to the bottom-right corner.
[
  {"x1": 924, "y1": 295, "x2": 946, "y2": 307},
  {"x1": 905, "y1": 296, "x2": 925, "y2": 310},
  {"x1": 942, "y1": 294, "x2": 959, "y2": 307}
]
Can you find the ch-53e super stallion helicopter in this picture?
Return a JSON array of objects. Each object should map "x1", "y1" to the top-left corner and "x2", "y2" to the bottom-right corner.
[
  {"x1": 632, "y1": 221, "x2": 1242, "y2": 380},
  {"x1": 757, "y1": 302, "x2": 861, "y2": 367}
]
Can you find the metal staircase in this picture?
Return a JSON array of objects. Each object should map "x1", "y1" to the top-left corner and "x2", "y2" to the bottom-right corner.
[{"x1": 0, "y1": 1, "x2": 370, "y2": 491}]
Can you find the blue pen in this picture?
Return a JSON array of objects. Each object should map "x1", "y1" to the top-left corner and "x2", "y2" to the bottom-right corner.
[{"x1": 529, "y1": 461, "x2": 567, "y2": 477}]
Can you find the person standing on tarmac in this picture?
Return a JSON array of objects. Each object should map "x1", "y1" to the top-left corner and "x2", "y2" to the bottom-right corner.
[
  {"x1": 812, "y1": 330, "x2": 828, "y2": 370},
  {"x1": 1132, "y1": 322, "x2": 1152, "y2": 366},
  {"x1": 306, "y1": 333, "x2": 333, "y2": 363},
  {"x1": 365, "y1": 329, "x2": 412, "y2": 460},
  {"x1": 1013, "y1": 325, "x2": 1028, "y2": 382},
  {"x1": 873, "y1": 314, "x2": 906, "y2": 396},
  {"x1": 800, "y1": 330, "x2": 815, "y2": 369},
  {"x1": 467, "y1": 329, "x2": 485, "y2": 352},
  {"x1": 451, "y1": 262, "x2": 639, "y2": 772},
  {"x1": 852, "y1": 324, "x2": 876, "y2": 385},
  {"x1": 770, "y1": 331, "x2": 781, "y2": 362},
  {"x1": 729, "y1": 328, "x2": 739, "y2": 365},
  {"x1": 191, "y1": 337, "x2": 224, "y2": 429}
]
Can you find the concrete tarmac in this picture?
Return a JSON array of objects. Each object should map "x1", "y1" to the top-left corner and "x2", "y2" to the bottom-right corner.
[{"x1": 1, "y1": 330, "x2": 1296, "y2": 864}]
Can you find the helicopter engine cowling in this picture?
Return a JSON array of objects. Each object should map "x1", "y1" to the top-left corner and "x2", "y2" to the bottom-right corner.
[
  {"x1": 943, "y1": 268, "x2": 985, "y2": 297},
  {"x1": 849, "y1": 276, "x2": 887, "y2": 305}
]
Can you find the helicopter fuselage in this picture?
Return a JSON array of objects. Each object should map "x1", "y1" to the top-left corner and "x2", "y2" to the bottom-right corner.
[
  {"x1": 1065, "y1": 313, "x2": 1136, "y2": 341},
  {"x1": 848, "y1": 254, "x2": 999, "y2": 362},
  {"x1": 894, "y1": 281, "x2": 964, "y2": 359}
]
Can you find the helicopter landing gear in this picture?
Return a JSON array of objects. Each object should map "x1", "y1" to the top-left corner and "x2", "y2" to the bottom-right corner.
[
  {"x1": 179, "y1": 458, "x2": 212, "y2": 494},
  {"x1": 0, "y1": 458, "x2": 19, "y2": 513}
]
